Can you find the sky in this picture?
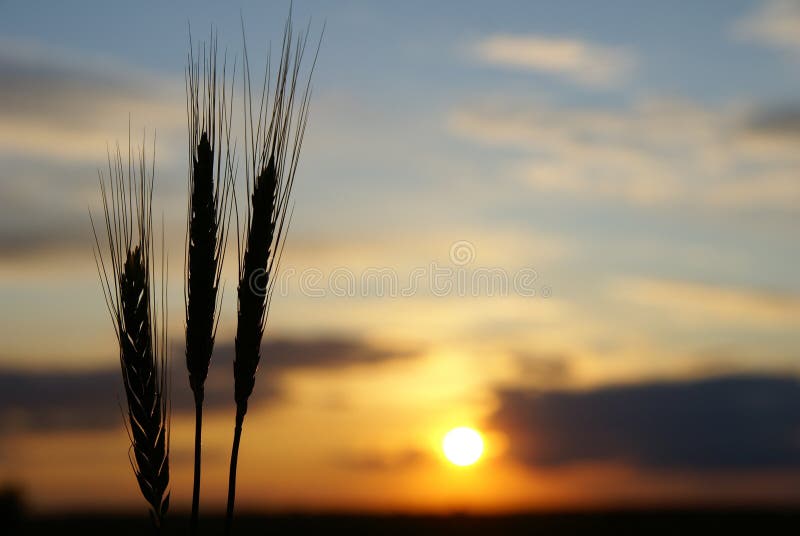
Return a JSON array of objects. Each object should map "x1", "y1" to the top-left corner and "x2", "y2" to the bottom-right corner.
[{"x1": 1, "y1": 0, "x2": 800, "y2": 515}]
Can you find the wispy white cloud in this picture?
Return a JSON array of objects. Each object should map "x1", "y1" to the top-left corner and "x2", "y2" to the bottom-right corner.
[
  {"x1": 449, "y1": 98, "x2": 800, "y2": 210},
  {"x1": 611, "y1": 277, "x2": 800, "y2": 327},
  {"x1": 733, "y1": 0, "x2": 800, "y2": 53},
  {"x1": 473, "y1": 34, "x2": 635, "y2": 87}
]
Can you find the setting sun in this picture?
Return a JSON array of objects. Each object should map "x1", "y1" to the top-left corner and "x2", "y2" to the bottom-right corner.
[{"x1": 442, "y1": 427, "x2": 485, "y2": 466}]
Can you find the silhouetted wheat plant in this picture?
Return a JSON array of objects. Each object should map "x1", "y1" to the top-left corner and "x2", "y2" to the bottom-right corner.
[
  {"x1": 225, "y1": 17, "x2": 317, "y2": 534},
  {"x1": 91, "y1": 140, "x2": 170, "y2": 534},
  {"x1": 185, "y1": 31, "x2": 235, "y2": 534}
]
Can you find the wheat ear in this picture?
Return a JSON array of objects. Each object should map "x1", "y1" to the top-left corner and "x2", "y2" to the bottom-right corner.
[
  {"x1": 185, "y1": 30, "x2": 235, "y2": 534},
  {"x1": 91, "y1": 137, "x2": 170, "y2": 534},
  {"x1": 225, "y1": 15, "x2": 318, "y2": 535}
]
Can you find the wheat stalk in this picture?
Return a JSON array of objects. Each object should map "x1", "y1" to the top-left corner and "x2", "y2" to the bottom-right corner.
[
  {"x1": 225, "y1": 15, "x2": 318, "y2": 534},
  {"x1": 91, "y1": 137, "x2": 170, "y2": 534},
  {"x1": 185, "y1": 30, "x2": 235, "y2": 534}
]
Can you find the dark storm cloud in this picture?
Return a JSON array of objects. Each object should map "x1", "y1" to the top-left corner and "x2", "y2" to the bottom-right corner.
[
  {"x1": 490, "y1": 374, "x2": 800, "y2": 471},
  {"x1": 0, "y1": 337, "x2": 417, "y2": 435}
]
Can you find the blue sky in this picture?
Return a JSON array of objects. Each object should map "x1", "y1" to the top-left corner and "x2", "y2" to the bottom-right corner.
[{"x1": 1, "y1": 0, "x2": 797, "y2": 102}]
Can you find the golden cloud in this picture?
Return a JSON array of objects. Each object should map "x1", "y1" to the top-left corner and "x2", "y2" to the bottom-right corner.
[{"x1": 612, "y1": 277, "x2": 800, "y2": 326}]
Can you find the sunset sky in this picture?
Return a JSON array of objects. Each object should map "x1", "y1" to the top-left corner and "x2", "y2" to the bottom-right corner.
[{"x1": 1, "y1": 0, "x2": 800, "y2": 514}]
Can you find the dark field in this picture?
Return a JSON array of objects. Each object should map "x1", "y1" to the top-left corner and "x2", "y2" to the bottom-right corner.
[{"x1": 7, "y1": 510, "x2": 800, "y2": 535}]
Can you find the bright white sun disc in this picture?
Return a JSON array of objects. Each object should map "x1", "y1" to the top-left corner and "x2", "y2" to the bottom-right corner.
[{"x1": 442, "y1": 427, "x2": 484, "y2": 466}]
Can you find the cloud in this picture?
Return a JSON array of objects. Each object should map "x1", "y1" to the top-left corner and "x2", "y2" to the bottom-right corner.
[
  {"x1": 257, "y1": 338, "x2": 417, "y2": 372},
  {"x1": 734, "y1": 0, "x2": 800, "y2": 54},
  {"x1": 513, "y1": 351, "x2": 572, "y2": 386},
  {"x1": 333, "y1": 448, "x2": 427, "y2": 472},
  {"x1": 0, "y1": 368, "x2": 120, "y2": 433},
  {"x1": 747, "y1": 104, "x2": 800, "y2": 137},
  {"x1": 612, "y1": 278, "x2": 800, "y2": 327},
  {"x1": 0, "y1": 158, "x2": 97, "y2": 258},
  {"x1": 474, "y1": 35, "x2": 635, "y2": 87},
  {"x1": 0, "y1": 337, "x2": 418, "y2": 435},
  {"x1": 489, "y1": 374, "x2": 800, "y2": 470},
  {"x1": 449, "y1": 99, "x2": 800, "y2": 210},
  {"x1": 0, "y1": 39, "x2": 182, "y2": 162},
  {"x1": 0, "y1": 40, "x2": 185, "y2": 261},
  {"x1": 0, "y1": 220, "x2": 87, "y2": 258}
]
